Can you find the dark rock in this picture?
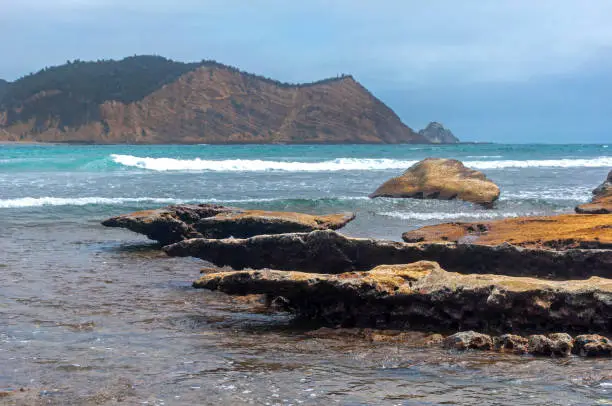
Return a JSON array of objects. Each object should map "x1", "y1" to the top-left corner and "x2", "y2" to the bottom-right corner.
[
  {"x1": 528, "y1": 333, "x2": 573, "y2": 356},
  {"x1": 443, "y1": 331, "x2": 493, "y2": 351},
  {"x1": 494, "y1": 334, "x2": 529, "y2": 354},
  {"x1": 576, "y1": 170, "x2": 612, "y2": 214},
  {"x1": 572, "y1": 334, "x2": 612, "y2": 356},
  {"x1": 193, "y1": 261, "x2": 612, "y2": 333},
  {"x1": 369, "y1": 158, "x2": 500, "y2": 206},
  {"x1": 102, "y1": 204, "x2": 355, "y2": 245},
  {"x1": 164, "y1": 229, "x2": 612, "y2": 279},
  {"x1": 418, "y1": 122, "x2": 460, "y2": 144}
]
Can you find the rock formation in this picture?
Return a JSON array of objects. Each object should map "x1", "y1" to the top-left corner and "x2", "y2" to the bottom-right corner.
[
  {"x1": 163, "y1": 229, "x2": 612, "y2": 279},
  {"x1": 575, "y1": 170, "x2": 612, "y2": 214},
  {"x1": 0, "y1": 56, "x2": 432, "y2": 144},
  {"x1": 401, "y1": 213, "x2": 612, "y2": 249},
  {"x1": 102, "y1": 204, "x2": 355, "y2": 245},
  {"x1": 369, "y1": 158, "x2": 500, "y2": 206},
  {"x1": 193, "y1": 261, "x2": 612, "y2": 333},
  {"x1": 418, "y1": 122, "x2": 460, "y2": 144}
]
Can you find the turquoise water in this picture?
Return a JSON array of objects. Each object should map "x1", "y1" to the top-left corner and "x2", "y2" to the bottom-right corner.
[
  {"x1": 1, "y1": 143, "x2": 611, "y2": 404},
  {"x1": 1, "y1": 143, "x2": 610, "y2": 238}
]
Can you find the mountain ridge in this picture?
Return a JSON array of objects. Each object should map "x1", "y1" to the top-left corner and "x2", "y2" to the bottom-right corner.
[{"x1": 0, "y1": 56, "x2": 454, "y2": 144}]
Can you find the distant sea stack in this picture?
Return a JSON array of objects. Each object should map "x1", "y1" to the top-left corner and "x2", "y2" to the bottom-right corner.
[
  {"x1": 0, "y1": 55, "x2": 443, "y2": 145},
  {"x1": 418, "y1": 122, "x2": 460, "y2": 144}
]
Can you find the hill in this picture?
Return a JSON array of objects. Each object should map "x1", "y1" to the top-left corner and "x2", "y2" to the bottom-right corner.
[
  {"x1": 0, "y1": 79, "x2": 7, "y2": 100},
  {"x1": 0, "y1": 56, "x2": 433, "y2": 144}
]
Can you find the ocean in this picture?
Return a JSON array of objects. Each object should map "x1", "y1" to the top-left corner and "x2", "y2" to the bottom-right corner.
[{"x1": 1, "y1": 143, "x2": 611, "y2": 405}]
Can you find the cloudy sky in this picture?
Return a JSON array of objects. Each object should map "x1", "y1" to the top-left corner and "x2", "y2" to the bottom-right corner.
[{"x1": 1, "y1": 1, "x2": 611, "y2": 143}]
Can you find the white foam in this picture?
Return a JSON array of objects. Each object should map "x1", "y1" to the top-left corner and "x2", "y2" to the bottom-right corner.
[
  {"x1": 110, "y1": 154, "x2": 418, "y2": 172},
  {"x1": 0, "y1": 195, "x2": 370, "y2": 208},
  {"x1": 465, "y1": 155, "x2": 503, "y2": 158},
  {"x1": 466, "y1": 157, "x2": 612, "y2": 169},
  {"x1": 503, "y1": 188, "x2": 591, "y2": 201},
  {"x1": 379, "y1": 211, "x2": 523, "y2": 221},
  {"x1": 111, "y1": 154, "x2": 612, "y2": 172},
  {"x1": 0, "y1": 197, "x2": 185, "y2": 208}
]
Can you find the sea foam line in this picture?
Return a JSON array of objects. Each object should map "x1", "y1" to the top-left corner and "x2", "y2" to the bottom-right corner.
[
  {"x1": 110, "y1": 154, "x2": 612, "y2": 172},
  {"x1": 0, "y1": 196, "x2": 369, "y2": 208},
  {"x1": 379, "y1": 211, "x2": 525, "y2": 221}
]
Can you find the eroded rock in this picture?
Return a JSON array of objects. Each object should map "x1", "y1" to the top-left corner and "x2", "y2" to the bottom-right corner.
[
  {"x1": 494, "y1": 334, "x2": 529, "y2": 354},
  {"x1": 102, "y1": 204, "x2": 355, "y2": 245},
  {"x1": 193, "y1": 261, "x2": 612, "y2": 333},
  {"x1": 576, "y1": 170, "x2": 612, "y2": 214},
  {"x1": 402, "y1": 214, "x2": 612, "y2": 249},
  {"x1": 164, "y1": 230, "x2": 612, "y2": 279},
  {"x1": 443, "y1": 331, "x2": 493, "y2": 351},
  {"x1": 528, "y1": 334, "x2": 573, "y2": 357},
  {"x1": 572, "y1": 334, "x2": 612, "y2": 356},
  {"x1": 369, "y1": 158, "x2": 500, "y2": 206}
]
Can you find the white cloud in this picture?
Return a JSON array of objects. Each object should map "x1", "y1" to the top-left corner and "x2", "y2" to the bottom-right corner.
[{"x1": 1, "y1": 0, "x2": 612, "y2": 84}]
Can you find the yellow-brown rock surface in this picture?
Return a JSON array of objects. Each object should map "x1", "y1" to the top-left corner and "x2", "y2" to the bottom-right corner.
[
  {"x1": 102, "y1": 204, "x2": 355, "y2": 245},
  {"x1": 194, "y1": 261, "x2": 612, "y2": 333},
  {"x1": 401, "y1": 213, "x2": 612, "y2": 249},
  {"x1": 370, "y1": 158, "x2": 500, "y2": 206}
]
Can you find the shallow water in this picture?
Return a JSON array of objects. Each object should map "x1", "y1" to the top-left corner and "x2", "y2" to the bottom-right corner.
[{"x1": 1, "y1": 144, "x2": 611, "y2": 404}]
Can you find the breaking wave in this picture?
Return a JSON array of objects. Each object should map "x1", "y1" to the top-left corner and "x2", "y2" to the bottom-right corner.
[
  {"x1": 0, "y1": 197, "x2": 186, "y2": 208},
  {"x1": 111, "y1": 154, "x2": 612, "y2": 172},
  {"x1": 0, "y1": 196, "x2": 370, "y2": 208}
]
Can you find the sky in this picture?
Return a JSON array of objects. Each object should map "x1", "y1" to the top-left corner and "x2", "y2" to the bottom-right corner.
[{"x1": 0, "y1": 0, "x2": 611, "y2": 143}]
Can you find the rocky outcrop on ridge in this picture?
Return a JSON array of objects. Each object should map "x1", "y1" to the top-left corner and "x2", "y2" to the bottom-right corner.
[
  {"x1": 417, "y1": 122, "x2": 460, "y2": 144},
  {"x1": 576, "y1": 170, "x2": 612, "y2": 214},
  {"x1": 369, "y1": 158, "x2": 500, "y2": 206},
  {"x1": 163, "y1": 229, "x2": 612, "y2": 279},
  {"x1": 102, "y1": 204, "x2": 355, "y2": 245},
  {"x1": 193, "y1": 261, "x2": 612, "y2": 333}
]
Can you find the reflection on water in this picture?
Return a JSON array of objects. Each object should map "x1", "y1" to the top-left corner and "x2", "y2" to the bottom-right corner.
[{"x1": 1, "y1": 219, "x2": 611, "y2": 405}]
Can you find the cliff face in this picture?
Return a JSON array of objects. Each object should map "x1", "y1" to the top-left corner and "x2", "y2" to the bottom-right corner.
[
  {"x1": 0, "y1": 57, "x2": 429, "y2": 144},
  {"x1": 418, "y1": 122, "x2": 459, "y2": 143}
]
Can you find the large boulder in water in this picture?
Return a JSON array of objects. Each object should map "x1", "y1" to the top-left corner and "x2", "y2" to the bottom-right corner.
[
  {"x1": 369, "y1": 158, "x2": 500, "y2": 206},
  {"x1": 193, "y1": 261, "x2": 612, "y2": 333},
  {"x1": 102, "y1": 204, "x2": 355, "y2": 245},
  {"x1": 576, "y1": 170, "x2": 612, "y2": 214}
]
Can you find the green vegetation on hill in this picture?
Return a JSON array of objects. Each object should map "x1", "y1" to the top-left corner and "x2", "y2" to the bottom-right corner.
[
  {"x1": 0, "y1": 79, "x2": 7, "y2": 100},
  {"x1": 0, "y1": 55, "x2": 353, "y2": 129}
]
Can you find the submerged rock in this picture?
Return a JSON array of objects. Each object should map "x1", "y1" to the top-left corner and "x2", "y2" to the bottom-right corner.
[
  {"x1": 443, "y1": 331, "x2": 493, "y2": 351},
  {"x1": 494, "y1": 334, "x2": 529, "y2": 354},
  {"x1": 401, "y1": 214, "x2": 612, "y2": 250},
  {"x1": 572, "y1": 334, "x2": 612, "y2": 356},
  {"x1": 576, "y1": 170, "x2": 612, "y2": 214},
  {"x1": 193, "y1": 261, "x2": 612, "y2": 333},
  {"x1": 369, "y1": 158, "x2": 500, "y2": 206},
  {"x1": 164, "y1": 229, "x2": 612, "y2": 279},
  {"x1": 528, "y1": 334, "x2": 573, "y2": 357},
  {"x1": 102, "y1": 204, "x2": 355, "y2": 245}
]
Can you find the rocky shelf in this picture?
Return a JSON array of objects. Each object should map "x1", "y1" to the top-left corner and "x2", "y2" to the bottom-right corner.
[
  {"x1": 102, "y1": 204, "x2": 355, "y2": 245},
  {"x1": 193, "y1": 261, "x2": 612, "y2": 334},
  {"x1": 164, "y1": 229, "x2": 612, "y2": 279}
]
